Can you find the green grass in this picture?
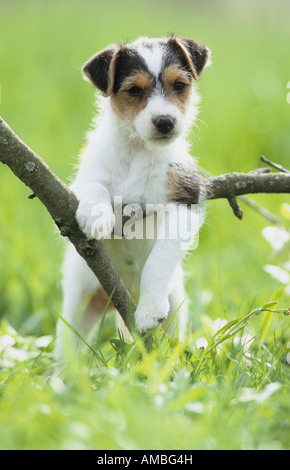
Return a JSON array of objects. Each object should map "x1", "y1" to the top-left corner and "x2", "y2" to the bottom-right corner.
[
  {"x1": 0, "y1": 303, "x2": 289, "y2": 450},
  {"x1": 0, "y1": 0, "x2": 290, "y2": 450}
]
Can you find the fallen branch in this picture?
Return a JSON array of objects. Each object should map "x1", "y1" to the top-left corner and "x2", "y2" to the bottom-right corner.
[{"x1": 1, "y1": 115, "x2": 290, "y2": 331}]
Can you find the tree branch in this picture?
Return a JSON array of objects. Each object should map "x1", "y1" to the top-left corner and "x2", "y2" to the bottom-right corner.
[
  {"x1": 1, "y1": 115, "x2": 290, "y2": 332},
  {"x1": 207, "y1": 171, "x2": 290, "y2": 199},
  {"x1": 205, "y1": 170, "x2": 290, "y2": 219},
  {"x1": 260, "y1": 155, "x2": 290, "y2": 174}
]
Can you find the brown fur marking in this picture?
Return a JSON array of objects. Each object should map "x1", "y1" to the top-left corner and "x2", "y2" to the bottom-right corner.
[
  {"x1": 111, "y1": 65, "x2": 193, "y2": 118},
  {"x1": 161, "y1": 65, "x2": 192, "y2": 114},
  {"x1": 167, "y1": 162, "x2": 205, "y2": 205},
  {"x1": 83, "y1": 287, "x2": 115, "y2": 330},
  {"x1": 111, "y1": 70, "x2": 155, "y2": 119}
]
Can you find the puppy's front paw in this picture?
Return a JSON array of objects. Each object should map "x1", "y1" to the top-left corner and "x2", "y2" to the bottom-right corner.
[
  {"x1": 134, "y1": 296, "x2": 169, "y2": 334},
  {"x1": 76, "y1": 201, "x2": 115, "y2": 240}
]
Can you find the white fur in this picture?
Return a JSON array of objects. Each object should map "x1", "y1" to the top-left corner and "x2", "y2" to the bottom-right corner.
[
  {"x1": 132, "y1": 37, "x2": 164, "y2": 77},
  {"x1": 134, "y1": 95, "x2": 184, "y2": 145},
  {"x1": 56, "y1": 37, "x2": 204, "y2": 358}
]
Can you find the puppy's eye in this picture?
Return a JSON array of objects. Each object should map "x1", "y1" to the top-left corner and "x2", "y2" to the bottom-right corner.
[
  {"x1": 127, "y1": 85, "x2": 142, "y2": 96},
  {"x1": 174, "y1": 81, "x2": 186, "y2": 92}
]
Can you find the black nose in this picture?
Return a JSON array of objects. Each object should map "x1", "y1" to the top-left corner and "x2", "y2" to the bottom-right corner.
[{"x1": 154, "y1": 115, "x2": 175, "y2": 135}]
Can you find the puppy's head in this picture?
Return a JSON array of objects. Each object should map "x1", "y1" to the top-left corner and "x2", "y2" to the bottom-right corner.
[{"x1": 83, "y1": 36, "x2": 211, "y2": 146}]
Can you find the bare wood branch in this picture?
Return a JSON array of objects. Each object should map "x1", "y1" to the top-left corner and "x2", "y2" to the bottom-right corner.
[
  {"x1": 227, "y1": 195, "x2": 243, "y2": 220},
  {"x1": 192, "y1": 165, "x2": 290, "y2": 222},
  {"x1": 206, "y1": 171, "x2": 290, "y2": 201},
  {"x1": 260, "y1": 155, "x2": 290, "y2": 174}
]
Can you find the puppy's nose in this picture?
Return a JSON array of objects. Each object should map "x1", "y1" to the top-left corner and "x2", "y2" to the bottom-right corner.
[{"x1": 154, "y1": 115, "x2": 175, "y2": 134}]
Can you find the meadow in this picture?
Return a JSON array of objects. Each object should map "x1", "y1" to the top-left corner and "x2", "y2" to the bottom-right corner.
[{"x1": 0, "y1": 0, "x2": 289, "y2": 450}]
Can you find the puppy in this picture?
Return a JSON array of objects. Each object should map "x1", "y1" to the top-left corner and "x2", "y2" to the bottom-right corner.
[{"x1": 56, "y1": 35, "x2": 210, "y2": 357}]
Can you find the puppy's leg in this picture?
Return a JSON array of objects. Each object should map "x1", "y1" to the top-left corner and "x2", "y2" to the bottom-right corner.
[
  {"x1": 134, "y1": 204, "x2": 199, "y2": 334},
  {"x1": 55, "y1": 243, "x2": 100, "y2": 361},
  {"x1": 163, "y1": 264, "x2": 188, "y2": 340}
]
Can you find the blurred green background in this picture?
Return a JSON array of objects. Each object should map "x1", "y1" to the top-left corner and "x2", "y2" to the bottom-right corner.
[
  {"x1": 0, "y1": 0, "x2": 289, "y2": 335},
  {"x1": 0, "y1": 0, "x2": 290, "y2": 452}
]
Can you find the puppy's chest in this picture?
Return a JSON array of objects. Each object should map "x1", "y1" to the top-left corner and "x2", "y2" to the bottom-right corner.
[{"x1": 111, "y1": 158, "x2": 168, "y2": 206}]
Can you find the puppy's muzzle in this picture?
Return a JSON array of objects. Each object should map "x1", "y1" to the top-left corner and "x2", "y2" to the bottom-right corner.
[{"x1": 153, "y1": 115, "x2": 175, "y2": 135}]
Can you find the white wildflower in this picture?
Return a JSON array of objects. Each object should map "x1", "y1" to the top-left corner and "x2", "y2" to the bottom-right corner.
[
  {"x1": 213, "y1": 318, "x2": 227, "y2": 333},
  {"x1": 262, "y1": 226, "x2": 289, "y2": 251},
  {"x1": 264, "y1": 264, "x2": 290, "y2": 284},
  {"x1": 196, "y1": 336, "x2": 208, "y2": 350},
  {"x1": 0, "y1": 334, "x2": 15, "y2": 351}
]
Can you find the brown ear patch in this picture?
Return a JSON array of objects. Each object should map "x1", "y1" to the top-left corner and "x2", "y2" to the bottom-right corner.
[{"x1": 168, "y1": 36, "x2": 211, "y2": 80}]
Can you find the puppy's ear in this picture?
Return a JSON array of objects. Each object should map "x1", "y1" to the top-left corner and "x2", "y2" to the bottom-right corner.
[
  {"x1": 169, "y1": 36, "x2": 211, "y2": 80},
  {"x1": 82, "y1": 44, "x2": 121, "y2": 96}
]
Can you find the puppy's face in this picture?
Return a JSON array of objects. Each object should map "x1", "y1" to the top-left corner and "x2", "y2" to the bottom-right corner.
[{"x1": 83, "y1": 36, "x2": 211, "y2": 146}]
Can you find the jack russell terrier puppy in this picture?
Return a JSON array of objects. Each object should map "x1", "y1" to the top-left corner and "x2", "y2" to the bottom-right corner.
[{"x1": 56, "y1": 35, "x2": 210, "y2": 357}]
